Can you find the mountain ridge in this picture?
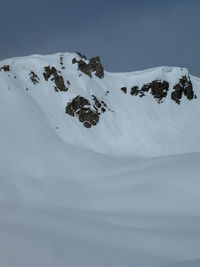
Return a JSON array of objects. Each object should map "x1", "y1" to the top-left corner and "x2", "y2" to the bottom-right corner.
[{"x1": 0, "y1": 51, "x2": 200, "y2": 156}]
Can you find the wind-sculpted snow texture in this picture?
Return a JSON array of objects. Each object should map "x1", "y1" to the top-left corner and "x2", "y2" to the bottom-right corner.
[{"x1": 0, "y1": 52, "x2": 200, "y2": 267}]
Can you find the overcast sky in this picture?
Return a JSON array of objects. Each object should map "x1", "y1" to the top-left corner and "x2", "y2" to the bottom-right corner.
[{"x1": 1, "y1": 0, "x2": 200, "y2": 75}]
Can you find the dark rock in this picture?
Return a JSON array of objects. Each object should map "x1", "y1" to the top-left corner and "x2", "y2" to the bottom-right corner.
[
  {"x1": 171, "y1": 89, "x2": 182, "y2": 104},
  {"x1": 130, "y1": 86, "x2": 139, "y2": 96},
  {"x1": 65, "y1": 94, "x2": 108, "y2": 128},
  {"x1": 105, "y1": 90, "x2": 109, "y2": 95},
  {"x1": 139, "y1": 92, "x2": 145, "y2": 98},
  {"x1": 121, "y1": 87, "x2": 127, "y2": 94},
  {"x1": 171, "y1": 83, "x2": 183, "y2": 104},
  {"x1": 29, "y1": 71, "x2": 40, "y2": 84},
  {"x1": 60, "y1": 54, "x2": 65, "y2": 69},
  {"x1": 92, "y1": 95, "x2": 102, "y2": 108},
  {"x1": 150, "y1": 80, "x2": 169, "y2": 103},
  {"x1": 83, "y1": 121, "x2": 92, "y2": 128},
  {"x1": 78, "y1": 60, "x2": 92, "y2": 78},
  {"x1": 76, "y1": 51, "x2": 87, "y2": 60},
  {"x1": 101, "y1": 100, "x2": 107, "y2": 108},
  {"x1": 140, "y1": 84, "x2": 150, "y2": 93},
  {"x1": 72, "y1": 58, "x2": 77, "y2": 64},
  {"x1": 65, "y1": 103, "x2": 75, "y2": 117},
  {"x1": 130, "y1": 80, "x2": 169, "y2": 103},
  {"x1": 72, "y1": 96, "x2": 90, "y2": 110},
  {"x1": 129, "y1": 76, "x2": 195, "y2": 104},
  {"x1": 72, "y1": 54, "x2": 104, "y2": 79},
  {"x1": 171, "y1": 75, "x2": 195, "y2": 104},
  {"x1": 65, "y1": 95, "x2": 99, "y2": 127},
  {"x1": 88, "y1": 57, "x2": 104, "y2": 78},
  {"x1": 78, "y1": 108, "x2": 99, "y2": 126},
  {"x1": 0, "y1": 65, "x2": 10, "y2": 72},
  {"x1": 43, "y1": 66, "x2": 68, "y2": 92}
]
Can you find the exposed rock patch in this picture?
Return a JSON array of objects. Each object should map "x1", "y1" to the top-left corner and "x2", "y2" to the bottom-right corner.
[
  {"x1": 92, "y1": 95, "x2": 101, "y2": 109},
  {"x1": 43, "y1": 66, "x2": 68, "y2": 92},
  {"x1": 76, "y1": 51, "x2": 87, "y2": 60},
  {"x1": 121, "y1": 87, "x2": 127, "y2": 94},
  {"x1": 128, "y1": 80, "x2": 169, "y2": 103},
  {"x1": 92, "y1": 95, "x2": 107, "y2": 113},
  {"x1": 130, "y1": 86, "x2": 139, "y2": 96},
  {"x1": 60, "y1": 54, "x2": 65, "y2": 69},
  {"x1": 72, "y1": 54, "x2": 104, "y2": 79},
  {"x1": 65, "y1": 95, "x2": 108, "y2": 128},
  {"x1": 76, "y1": 60, "x2": 92, "y2": 78},
  {"x1": 105, "y1": 90, "x2": 109, "y2": 96},
  {"x1": 0, "y1": 65, "x2": 10, "y2": 72},
  {"x1": 29, "y1": 71, "x2": 40, "y2": 84},
  {"x1": 88, "y1": 57, "x2": 104, "y2": 79},
  {"x1": 171, "y1": 75, "x2": 196, "y2": 104},
  {"x1": 141, "y1": 80, "x2": 169, "y2": 103},
  {"x1": 127, "y1": 76, "x2": 196, "y2": 104},
  {"x1": 65, "y1": 96, "x2": 99, "y2": 128}
]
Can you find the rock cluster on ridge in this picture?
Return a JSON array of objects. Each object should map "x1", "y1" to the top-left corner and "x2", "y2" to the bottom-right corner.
[{"x1": 72, "y1": 52, "x2": 104, "y2": 79}]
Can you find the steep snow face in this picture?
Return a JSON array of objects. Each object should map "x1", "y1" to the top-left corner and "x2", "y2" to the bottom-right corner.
[{"x1": 0, "y1": 52, "x2": 200, "y2": 156}]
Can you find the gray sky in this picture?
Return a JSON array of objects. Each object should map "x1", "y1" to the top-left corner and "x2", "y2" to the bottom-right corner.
[{"x1": 1, "y1": 0, "x2": 200, "y2": 75}]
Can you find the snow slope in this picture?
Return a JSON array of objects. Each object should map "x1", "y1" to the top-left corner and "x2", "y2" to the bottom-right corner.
[{"x1": 0, "y1": 52, "x2": 200, "y2": 267}]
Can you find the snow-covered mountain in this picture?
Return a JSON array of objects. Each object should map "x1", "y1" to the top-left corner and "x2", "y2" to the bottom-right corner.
[
  {"x1": 0, "y1": 52, "x2": 200, "y2": 267},
  {"x1": 1, "y1": 51, "x2": 200, "y2": 156}
]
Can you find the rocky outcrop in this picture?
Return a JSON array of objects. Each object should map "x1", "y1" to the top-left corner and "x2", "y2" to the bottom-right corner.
[
  {"x1": 60, "y1": 54, "x2": 65, "y2": 69},
  {"x1": 65, "y1": 95, "x2": 108, "y2": 128},
  {"x1": 131, "y1": 80, "x2": 169, "y2": 103},
  {"x1": 145, "y1": 80, "x2": 169, "y2": 103},
  {"x1": 65, "y1": 96, "x2": 99, "y2": 128},
  {"x1": 124, "y1": 75, "x2": 197, "y2": 104},
  {"x1": 73, "y1": 59, "x2": 92, "y2": 78},
  {"x1": 43, "y1": 66, "x2": 68, "y2": 92},
  {"x1": 0, "y1": 65, "x2": 10, "y2": 72},
  {"x1": 88, "y1": 57, "x2": 104, "y2": 79},
  {"x1": 29, "y1": 71, "x2": 40, "y2": 84},
  {"x1": 121, "y1": 87, "x2": 127, "y2": 94},
  {"x1": 72, "y1": 54, "x2": 104, "y2": 79},
  {"x1": 130, "y1": 86, "x2": 139, "y2": 96},
  {"x1": 171, "y1": 75, "x2": 196, "y2": 104},
  {"x1": 92, "y1": 95, "x2": 107, "y2": 113},
  {"x1": 75, "y1": 51, "x2": 87, "y2": 60}
]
